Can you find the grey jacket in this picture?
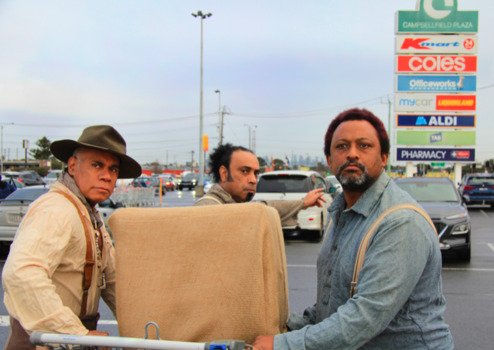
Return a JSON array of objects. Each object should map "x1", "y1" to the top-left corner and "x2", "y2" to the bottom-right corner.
[{"x1": 194, "y1": 184, "x2": 305, "y2": 227}]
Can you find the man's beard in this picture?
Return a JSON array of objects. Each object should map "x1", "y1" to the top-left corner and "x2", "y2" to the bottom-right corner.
[
  {"x1": 245, "y1": 192, "x2": 254, "y2": 202},
  {"x1": 336, "y1": 160, "x2": 373, "y2": 192}
]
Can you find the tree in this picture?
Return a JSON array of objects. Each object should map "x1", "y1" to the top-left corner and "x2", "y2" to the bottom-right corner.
[
  {"x1": 29, "y1": 137, "x2": 52, "y2": 160},
  {"x1": 273, "y1": 158, "x2": 285, "y2": 170},
  {"x1": 257, "y1": 157, "x2": 266, "y2": 167}
]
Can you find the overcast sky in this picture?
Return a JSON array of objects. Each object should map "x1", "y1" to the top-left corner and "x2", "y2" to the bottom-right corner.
[{"x1": 0, "y1": 0, "x2": 492, "y2": 167}]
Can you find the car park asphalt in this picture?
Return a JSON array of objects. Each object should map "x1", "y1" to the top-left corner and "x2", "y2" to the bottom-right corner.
[{"x1": 0, "y1": 190, "x2": 493, "y2": 348}]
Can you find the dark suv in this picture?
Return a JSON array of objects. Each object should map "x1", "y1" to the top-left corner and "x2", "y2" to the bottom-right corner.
[
  {"x1": 395, "y1": 177, "x2": 471, "y2": 261},
  {"x1": 178, "y1": 172, "x2": 199, "y2": 191},
  {"x1": 458, "y1": 173, "x2": 494, "y2": 208}
]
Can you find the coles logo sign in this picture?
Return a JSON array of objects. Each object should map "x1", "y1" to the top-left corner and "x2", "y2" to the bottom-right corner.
[
  {"x1": 397, "y1": 55, "x2": 477, "y2": 73},
  {"x1": 396, "y1": 35, "x2": 478, "y2": 54}
]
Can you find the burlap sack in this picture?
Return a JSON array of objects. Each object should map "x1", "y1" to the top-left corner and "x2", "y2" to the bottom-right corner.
[{"x1": 108, "y1": 203, "x2": 289, "y2": 344}]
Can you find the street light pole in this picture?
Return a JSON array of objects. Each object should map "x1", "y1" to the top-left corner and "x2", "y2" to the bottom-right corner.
[
  {"x1": 192, "y1": 10, "x2": 212, "y2": 197},
  {"x1": 0, "y1": 123, "x2": 14, "y2": 174},
  {"x1": 244, "y1": 124, "x2": 257, "y2": 150},
  {"x1": 215, "y1": 89, "x2": 223, "y2": 146}
]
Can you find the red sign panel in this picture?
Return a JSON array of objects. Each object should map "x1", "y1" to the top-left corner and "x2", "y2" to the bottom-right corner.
[
  {"x1": 397, "y1": 55, "x2": 477, "y2": 73},
  {"x1": 436, "y1": 95, "x2": 476, "y2": 111}
]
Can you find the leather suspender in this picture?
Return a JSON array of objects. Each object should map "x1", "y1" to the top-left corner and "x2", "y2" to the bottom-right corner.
[
  {"x1": 349, "y1": 203, "x2": 436, "y2": 297},
  {"x1": 54, "y1": 191, "x2": 95, "y2": 317}
]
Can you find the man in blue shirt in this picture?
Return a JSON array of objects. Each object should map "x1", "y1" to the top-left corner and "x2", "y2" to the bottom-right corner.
[
  {"x1": 0, "y1": 174, "x2": 16, "y2": 199},
  {"x1": 253, "y1": 108, "x2": 453, "y2": 349}
]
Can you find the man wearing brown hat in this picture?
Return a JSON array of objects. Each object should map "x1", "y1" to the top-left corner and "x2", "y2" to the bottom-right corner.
[{"x1": 2, "y1": 125, "x2": 141, "y2": 349}]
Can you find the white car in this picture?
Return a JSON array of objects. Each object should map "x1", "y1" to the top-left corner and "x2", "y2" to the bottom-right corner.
[{"x1": 253, "y1": 170, "x2": 332, "y2": 239}]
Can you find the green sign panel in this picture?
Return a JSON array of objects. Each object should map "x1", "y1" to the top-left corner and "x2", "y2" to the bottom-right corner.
[
  {"x1": 431, "y1": 162, "x2": 446, "y2": 167},
  {"x1": 397, "y1": 130, "x2": 476, "y2": 146},
  {"x1": 396, "y1": 0, "x2": 478, "y2": 33}
]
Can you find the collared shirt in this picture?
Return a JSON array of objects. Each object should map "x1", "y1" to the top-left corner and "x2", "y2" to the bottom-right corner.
[
  {"x1": 194, "y1": 183, "x2": 304, "y2": 227},
  {"x1": 2, "y1": 182, "x2": 116, "y2": 335},
  {"x1": 275, "y1": 172, "x2": 454, "y2": 349}
]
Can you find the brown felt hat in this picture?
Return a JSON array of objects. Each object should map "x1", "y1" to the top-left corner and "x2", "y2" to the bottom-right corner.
[{"x1": 50, "y1": 125, "x2": 142, "y2": 179}]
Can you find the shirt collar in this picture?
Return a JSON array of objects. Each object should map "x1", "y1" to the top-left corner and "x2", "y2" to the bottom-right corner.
[{"x1": 329, "y1": 171, "x2": 391, "y2": 218}]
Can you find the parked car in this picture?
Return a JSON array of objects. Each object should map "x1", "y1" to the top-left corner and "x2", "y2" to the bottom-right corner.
[
  {"x1": 0, "y1": 185, "x2": 120, "y2": 245},
  {"x1": 395, "y1": 177, "x2": 471, "y2": 261},
  {"x1": 17, "y1": 170, "x2": 45, "y2": 186},
  {"x1": 253, "y1": 170, "x2": 332, "y2": 239},
  {"x1": 178, "y1": 172, "x2": 199, "y2": 190},
  {"x1": 152, "y1": 174, "x2": 177, "y2": 192},
  {"x1": 2, "y1": 171, "x2": 20, "y2": 182},
  {"x1": 325, "y1": 175, "x2": 343, "y2": 198},
  {"x1": 43, "y1": 169, "x2": 62, "y2": 185},
  {"x1": 458, "y1": 173, "x2": 494, "y2": 208}
]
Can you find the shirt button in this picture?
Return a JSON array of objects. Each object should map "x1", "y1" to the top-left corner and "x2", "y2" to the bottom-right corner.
[{"x1": 333, "y1": 245, "x2": 338, "y2": 251}]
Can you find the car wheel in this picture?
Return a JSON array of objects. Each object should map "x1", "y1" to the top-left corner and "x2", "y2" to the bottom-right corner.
[{"x1": 457, "y1": 245, "x2": 471, "y2": 262}]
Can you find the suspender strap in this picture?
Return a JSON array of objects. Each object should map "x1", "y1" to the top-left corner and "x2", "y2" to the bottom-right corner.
[
  {"x1": 53, "y1": 191, "x2": 95, "y2": 317},
  {"x1": 350, "y1": 203, "x2": 436, "y2": 298}
]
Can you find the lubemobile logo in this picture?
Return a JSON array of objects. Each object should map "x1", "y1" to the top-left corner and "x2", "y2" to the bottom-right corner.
[{"x1": 422, "y1": 0, "x2": 456, "y2": 20}]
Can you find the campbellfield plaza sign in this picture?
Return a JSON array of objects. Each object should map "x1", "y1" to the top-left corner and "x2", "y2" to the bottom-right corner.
[{"x1": 396, "y1": 0, "x2": 478, "y2": 33}]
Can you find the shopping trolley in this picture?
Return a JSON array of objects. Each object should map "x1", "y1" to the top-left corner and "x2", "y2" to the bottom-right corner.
[{"x1": 30, "y1": 322, "x2": 251, "y2": 350}]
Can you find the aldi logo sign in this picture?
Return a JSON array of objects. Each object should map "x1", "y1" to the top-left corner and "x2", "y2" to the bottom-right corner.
[
  {"x1": 396, "y1": 0, "x2": 478, "y2": 33},
  {"x1": 396, "y1": 35, "x2": 477, "y2": 54},
  {"x1": 395, "y1": 94, "x2": 476, "y2": 112},
  {"x1": 395, "y1": 75, "x2": 476, "y2": 92},
  {"x1": 397, "y1": 147, "x2": 475, "y2": 162},
  {"x1": 396, "y1": 55, "x2": 477, "y2": 73},
  {"x1": 396, "y1": 114, "x2": 475, "y2": 128}
]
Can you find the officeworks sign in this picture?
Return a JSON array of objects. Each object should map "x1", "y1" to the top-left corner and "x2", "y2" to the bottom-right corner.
[
  {"x1": 396, "y1": 0, "x2": 478, "y2": 33},
  {"x1": 396, "y1": 114, "x2": 475, "y2": 128},
  {"x1": 397, "y1": 147, "x2": 475, "y2": 162},
  {"x1": 396, "y1": 130, "x2": 476, "y2": 146},
  {"x1": 395, "y1": 93, "x2": 476, "y2": 112},
  {"x1": 396, "y1": 35, "x2": 477, "y2": 54},
  {"x1": 395, "y1": 75, "x2": 476, "y2": 92}
]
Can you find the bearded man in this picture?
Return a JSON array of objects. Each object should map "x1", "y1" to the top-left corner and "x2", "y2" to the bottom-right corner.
[{"x1": 253, "y1": 108, "x2": 454, "y2": 349}]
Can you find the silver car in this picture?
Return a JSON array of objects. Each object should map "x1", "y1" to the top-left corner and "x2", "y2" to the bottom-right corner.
[{"x1": 0, "y1": 186, "x2": 120, "y2": 246}]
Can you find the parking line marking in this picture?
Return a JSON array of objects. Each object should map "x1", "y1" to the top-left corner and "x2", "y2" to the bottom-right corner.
[
  {"x1": 442, "y1": 267, "x2": 494, "y2": 272},
  {"x1": 488, "y1": 243, "x2": 494, "y2": 254},
  {"x1": 480, "y1": 209, "x2": 490, "y2": 218},
  {"x1": 288, "y1": 264, "x2": 494, "y2": 273}
]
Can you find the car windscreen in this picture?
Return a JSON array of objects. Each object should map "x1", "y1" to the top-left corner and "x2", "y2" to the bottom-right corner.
[
  {"x1": 467, "y1": 176, "x2": 494, "y2": 185},
  {"x1": 1, "y1": 187, "x2": 49, "y2": 204},
  {"x1": 257, "y1": 175, "x2": 311, "y2": 193},
  {"x1": 397, "y1": 182, "x2": 459, "y2": 202},
  {"x1": 183, "y1": 173, "x2": 198, "y2": 180}
]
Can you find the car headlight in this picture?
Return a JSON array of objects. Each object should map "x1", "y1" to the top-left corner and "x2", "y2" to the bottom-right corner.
[
  {"x1": 445, "y1": 212, "x2": 467, "y2": 220},
  {"x1": 451, "y1": 222, "x2": 470, "y2": 235}
]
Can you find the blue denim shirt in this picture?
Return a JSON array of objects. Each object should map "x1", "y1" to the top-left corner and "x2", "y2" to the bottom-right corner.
[{"x1": 274, "y1": 172, "x2": 454, "y2": 349}]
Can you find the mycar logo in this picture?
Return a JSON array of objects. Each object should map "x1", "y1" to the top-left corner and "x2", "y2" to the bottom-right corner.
[
  {"x1": 395, "y1": 93, "x2": 476, "y2": 112},
  {"x1": 396, "y1": 0, "x2": 478, "y2": 33},
  {"x1": 396, "y1": 35, "x2": 477, "y2": 54},
  {"x1": 397, "y1": 55, "x2": 477, "y2": 73}
]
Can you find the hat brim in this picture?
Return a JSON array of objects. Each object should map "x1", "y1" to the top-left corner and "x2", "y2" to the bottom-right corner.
[{"x1": 50, "y1": 140, "x2": 141, "y2": 179}]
